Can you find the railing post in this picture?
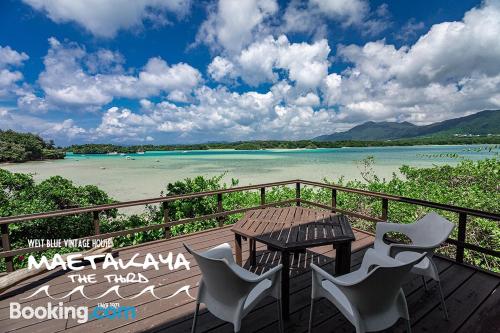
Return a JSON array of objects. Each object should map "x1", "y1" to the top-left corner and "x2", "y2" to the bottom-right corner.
[
  {"x1": 1, "y1": 224, "x2": 13, "y2": 272},
  {"x1": 456, "y1": 212, "x2": 467, "y2": 263},
  {"x1": 331, "y1": 189, "x2": 337, "y2": 212},
  {"x1": 217, "y1": 193, "x2": 224, "y2": 227},
  {"x1": 296, "y1": 182, "x2": 301, "y2": 206},
  {"x1": 162, "y1": 201, "x2": 171, "y2": 239},
  {"x1": 93, "y1": 211, "x2": 100, "y2": 235},
  {"x1": 260, "y1": 187, "x2": 266, "y2": 206},
  {"x1": 381, "y1": 198, "x2": 388, "y2": 221}
]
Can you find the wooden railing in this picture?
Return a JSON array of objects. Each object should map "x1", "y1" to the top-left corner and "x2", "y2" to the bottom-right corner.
[{"x1": 1, "y1": 179, "x2": 499, "y2": 273}]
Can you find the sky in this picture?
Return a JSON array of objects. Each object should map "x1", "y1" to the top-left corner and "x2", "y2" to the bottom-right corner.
[{"x1": 0, "y1": 0, "x2": 499, "y2": 146}]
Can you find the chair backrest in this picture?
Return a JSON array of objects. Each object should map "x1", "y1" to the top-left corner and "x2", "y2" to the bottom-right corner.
[
  {"x1": 337, "y1": 253, "x2": 426, "y2": 319},
  {"x1": 184, "y1": 243, "x2": 254, "y2": 307},
  {"x1": 410, "y1": 211, "x2": 455, "y2": 247}
]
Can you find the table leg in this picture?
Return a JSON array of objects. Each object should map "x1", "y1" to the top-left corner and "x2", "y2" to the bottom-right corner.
[
  {"x1": 281, "y1": 251, "x2": 290, "y2": 320},
  {"x1": 235, "y1": 234, "x2": 242, "y2": 266},
  {"x1": 249, "y1": 238, "x2": 256, "y2": 266},
  {"x1": 335, "y1": 241, "x2": 352, "y2": 276}
]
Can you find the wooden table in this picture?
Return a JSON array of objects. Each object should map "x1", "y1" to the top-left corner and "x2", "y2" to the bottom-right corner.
[{"x1": 231, "y1": 206, "x2": 355, "y2": 319}]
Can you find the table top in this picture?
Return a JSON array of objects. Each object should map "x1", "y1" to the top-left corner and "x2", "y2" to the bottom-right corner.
[{"x1": 231, "y1": 206, "x2": 355, "y2": 251}]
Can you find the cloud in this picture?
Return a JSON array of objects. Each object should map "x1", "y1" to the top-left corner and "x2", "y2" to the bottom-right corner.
[
  {"x1": 395, "y1": 18, "x2": 425, "y2": 42},
  {"x1": 0, "y1": 46, "x2": 29, "y2": 68},
  {"x1": 94, "y1": 106, "x2": 156, "y2": 141},
  {"x1": 22, "y1": 0, "x2": 191, "y2": 38},
  {"x1": 311, "y1": 0, "x2": 368, "y2": 26},
  {"x1": 282, "y1": 0, "x2": 390, "y2": 37},
  {"x1": 207, "y1": 56, "x2": 236, "y2": 82},
  {"x1": 0, "y1": 46, "x2": 29, "y2": 98},
  {"x1": 16, "y1": 91, "x2": 50, "y2": 113},
  {"x1": 196, "y1": 0, "x2": 278, "y2": 54},
  {"x1": 293, "y1": 92, "x2": 320, "y2": 106},
  {"x1": 33, "y1": 37, "x2": 202, "y2": 111},
  {"x1": 139, "y1": 57, "x2": 203, "y2": 94},
  {"x1": 0, "y1": 108, "x2": 85, "y2": 142},
  {"x1": 321, "y1": 73, "x2": 342, "y2": 106},
  {"x1": 0, "y1": 69, "x2": 24, "y2": 97},
  {"x1": 208, "y1": 35, "x2": 330, "y2": 89},
  {"x1": 94, "y1": 85, "x2": 337, "y2": 143}
]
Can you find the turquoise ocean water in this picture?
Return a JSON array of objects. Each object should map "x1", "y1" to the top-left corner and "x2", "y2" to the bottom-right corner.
[{"x1": 2, "y1": 145, "x2": 496, "y2": 202}]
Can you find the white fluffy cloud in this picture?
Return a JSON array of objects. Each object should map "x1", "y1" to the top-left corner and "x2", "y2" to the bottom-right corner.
[
  {"x1": 282, "y1": 0, "x2": 389, "y2": 37},
  {"x1": 34, "y1": 37, "x2": 202, "y2": 110},
  {"x1": 139, "y1": 57, "x2": 202, "y2": 94},
  {"x1": 0, "y1": 46, "x2": 29, "y2": 98},
  {"x1": 0, "y1": 46, "x2": 29, "y2": 68},
  {"x1": 93, "y1": 85, "x2": 336, "y2": 142},
  {"x1": 23, "y1": 0, "x2": 191, "y2": 38},
  {"x1": 207, "y1": 56, "x2": 236, "y2": 82},
  {"x1": 196, "y1": 0, "x2": 278, "y2": 54},
  {"x1": 311, "y1": 0, "x2": 368, "y2": 26},
  {"x1": 0, "y1": 108, "x2": 85, "y2": 141},
  {"x1": 209, "y1": 35, "x2": 330, "y2": 88}
]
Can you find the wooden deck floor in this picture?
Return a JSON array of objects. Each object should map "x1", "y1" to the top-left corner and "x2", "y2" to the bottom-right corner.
[{"x1": 0, "y1": 225, "x2": 498, "y2": 333}]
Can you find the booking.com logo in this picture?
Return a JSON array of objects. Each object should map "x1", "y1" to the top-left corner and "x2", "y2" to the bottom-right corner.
[{"x1": 10, "y1": 302, "x2": 137, "y2": 323}]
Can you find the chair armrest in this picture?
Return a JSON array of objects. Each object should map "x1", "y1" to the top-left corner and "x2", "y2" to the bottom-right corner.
[
  {"x1": 375, "y1": 222, "x2": 413, "y2": 241},
  {"x1": 388, "y1": 243, "x2": 435, "y2": 257},
  {"x1": 231, "y1": 264, "x2": 283, "y2": 283},
  {"x1": 311, "y1": 263, "x2": 356, "y2": 287},
  {"x1": 361, "y1": 248, "x2": 404, "y2": 270},
  {"x1": 253, "y1": 264, "x2": 283, "y2": 283},
  {"x1": 202, "y1": 243, "x2": 235, "y2": 263}
]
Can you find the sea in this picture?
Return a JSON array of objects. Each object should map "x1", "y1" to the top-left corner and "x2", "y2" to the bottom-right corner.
[{"x1": 1, "y1": 145, "x2": 496, "y2": 203}]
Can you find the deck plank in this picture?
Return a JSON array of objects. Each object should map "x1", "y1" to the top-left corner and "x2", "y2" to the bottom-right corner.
[
  {"x1": 456, "y1": 282, "x2": 500, "y2": 333},
  {"x1": 411, "y1": 269, "x2": 499, "y2": 333}
]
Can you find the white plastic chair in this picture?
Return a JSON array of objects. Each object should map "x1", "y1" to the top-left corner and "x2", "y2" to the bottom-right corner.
[
  {"x1": 309, "y1": 248, "x2": 426, "y2": 333},
  {"x1": 374, "y1": 211, "x2": 454, "y2": 319},
  {"x1": 184, "y1": 242, "x2": 283, "y2": 333}
]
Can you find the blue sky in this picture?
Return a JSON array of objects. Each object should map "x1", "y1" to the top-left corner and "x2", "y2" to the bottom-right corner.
[{"x1": 0, "y1": 0, "x2": 499, "y2": 145}]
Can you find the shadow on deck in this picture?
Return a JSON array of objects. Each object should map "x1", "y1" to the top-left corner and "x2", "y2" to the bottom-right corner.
[{"x1": 0, "y1": 226, "x2": 498, "y2": 333}]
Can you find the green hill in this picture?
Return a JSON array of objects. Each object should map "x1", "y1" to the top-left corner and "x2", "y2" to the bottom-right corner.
[{"x1": 314, "y1": 110, "x2": 500, "y2": 141}]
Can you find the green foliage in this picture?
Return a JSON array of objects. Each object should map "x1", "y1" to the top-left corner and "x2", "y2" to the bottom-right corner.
[
  {"x1": 0, "y1": 169, "x2": 115, "y2": 271},
  {"x1": 0, "y1": 130, "x2": 64, "y2": 162},
  {"x1": 234, "y1": 143, "x2": 263, "y2": 150}
]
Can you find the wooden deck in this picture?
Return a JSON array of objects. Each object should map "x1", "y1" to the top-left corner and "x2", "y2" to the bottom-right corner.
[{"x1": 0, "y1": 225, "x2": 499, "y2": 333}]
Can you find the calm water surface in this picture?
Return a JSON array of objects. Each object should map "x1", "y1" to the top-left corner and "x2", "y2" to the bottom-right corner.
[{"x1": 1, "y1": 145, "x2": 496, "y2": 202}]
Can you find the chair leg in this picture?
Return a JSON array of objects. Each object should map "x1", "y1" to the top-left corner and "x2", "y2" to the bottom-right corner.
[
  {"x1": 277, "y1": 298, "x2": 284, "y2": 333},
  {"x1": 308, "y1": 299, "x2": 315, "y2": 333},
  {"x1": 437, "y1": 280, "x2": 449, "y2": 320},
  {"x1": 422, "y1": 276, "x2": 428, "y2": 291},
  {"x1": 191, "y1": 302, "x2": 200, "y2": 333},
  {"x1": 406, "y1": 319, "x2": 412, "y2": 333}
]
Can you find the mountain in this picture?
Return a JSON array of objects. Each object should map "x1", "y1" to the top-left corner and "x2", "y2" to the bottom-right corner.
[{"x1": 314, "y1": 110, "x2": 500, "y2": 141}]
